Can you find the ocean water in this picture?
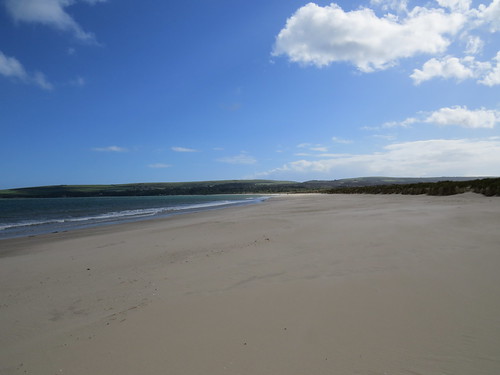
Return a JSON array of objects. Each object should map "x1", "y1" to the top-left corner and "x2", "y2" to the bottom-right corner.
[{"x1": 0, "y1": 195, "x2": 268, "y2": 239}]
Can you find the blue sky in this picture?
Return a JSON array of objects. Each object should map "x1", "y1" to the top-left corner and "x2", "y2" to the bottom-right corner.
[{"x1": 1, "y1": 0, "x2": 499, "y2": 188}]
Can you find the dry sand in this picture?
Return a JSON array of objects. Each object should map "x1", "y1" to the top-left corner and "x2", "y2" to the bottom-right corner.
[{"x1": 1, "y1": 193, "x2": 500, "y2": 375}]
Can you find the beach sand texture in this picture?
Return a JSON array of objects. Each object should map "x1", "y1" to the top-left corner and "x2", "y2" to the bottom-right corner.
[{"x1": 1, "y1": 193, "x2": 500, "y2": 375}]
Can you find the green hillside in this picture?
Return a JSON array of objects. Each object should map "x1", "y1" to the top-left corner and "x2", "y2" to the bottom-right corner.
[
  {"x1": 0, "y1": 180, "x2": 303, "y2": 198},
  {"x1": 1, "y1": 177, "x2": 498, "y2": 198}
]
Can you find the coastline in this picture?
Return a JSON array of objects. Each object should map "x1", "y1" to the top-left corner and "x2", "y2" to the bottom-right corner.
[
  {"x1": 0, "y1": 194, "x2": 269, "y2": 240},
  {"x1": 1, "y1": 193, "x2": 500, "y2": 374}
]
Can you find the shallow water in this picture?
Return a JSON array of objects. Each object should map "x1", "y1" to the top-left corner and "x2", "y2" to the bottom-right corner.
[{"x1": 0, "y1": 194, "x2": 267, "y2": 239}]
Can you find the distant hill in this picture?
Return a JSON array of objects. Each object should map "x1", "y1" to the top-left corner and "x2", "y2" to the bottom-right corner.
[
  {"x1": 0, "y1": 180, "x2": 302, "y2": 198},
  {"x1": 0, "y1": 177, "x2": 497, "y2": 198}
]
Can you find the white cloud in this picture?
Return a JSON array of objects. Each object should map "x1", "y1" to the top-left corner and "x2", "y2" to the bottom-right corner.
[
  {"x1": 411, "y1": 56, "x2": 473, "y2": 84},
  {"x1": 370, "y1": 0, "x2": 409, "y2": 13},
  {"x1": 217, "y1": 153, "x2": 257, "y2": 165},
  {"x1": 436, "y1": 0, "x2": 471, "y2": 12},
  {"x1": 382, "y1": 117, "x2": 418, "y2": 128},
  {"x1": 382, "y1": 106, "x2": 499, "y2": 129},
  {"x1": 0, "y1": 51, "x2": 27, "y2": 79},
  {"x1": 318, "y1": 153, "x2": 353, "y2": 158},
  {"x1": 171, "y1": 146, "x2": 198, "y2": 153},
  {"x1": 148, "y1": 163, "x2": 171, "y2": 169},
  {"x1": 464, "y1": 35, "x2": 484, "y2": 54},
  {"x1": 424, "y1": 106, "x2": 499, "y2": 128},
  {"x1": 273, "y1": 1, "x2": 500, "y2": 81},
  {"x1": 477, "y1": 0, "x2": 500, "y2": 32},
  {"x1": 298, "y1": 143, "x2": 328, "y2": 152},
  {"x1": 258, "y1": 138, "x2": 500, "y2": 179},
  {"x1": 478, "y1": 51, "x2": 500, "y2": 86},
  {"x1": 4, "y1": 0, "x2": 105, "y2": 42},
  {"x1": 273, "y1": 2, "x2": 466, "y2": 72},
  {"x1": 0, "y1": 50, "x2": 53, "y2": 90},
  {"x1": 32, "y1": 71, "x2": 53, "y2": 90},
  {"x1": 332, "y1": 136, "x2": 353, "y2": 144},
  {"x1": 372, "y1": 134, "x2": 397, "y2": 141},
  {"x1": 92, "y1": 146, "x2": 128, "y2": 152},
  {"x1": 411, "y1": 55, "x2": 492, "y2": 84}
]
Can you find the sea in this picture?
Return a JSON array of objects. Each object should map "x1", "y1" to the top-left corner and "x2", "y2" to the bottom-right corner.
[{"x1": 0, "y1": 195, "x2": 269, "y2": 240}]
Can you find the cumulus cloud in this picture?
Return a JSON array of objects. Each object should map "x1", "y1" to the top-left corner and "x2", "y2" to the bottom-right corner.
[
  {"x1": 258, "y1": 138, "x2": 500, "y2": 179},
  {"x1": 477, "y1": 0, "x2": 500, "y2": 32},
  {"x1": 478, "y1": 51, "x2": 500, "y2": 86},
  {"x1": 436, "y1": 0, "x2": 471, "y2": 12},
  {"x1": 411, "y1": 54, "x2": 496, "y2": 84},
  {"x1": 411, "y1": 56, "x2": 476, "y2": 83},
  {"x1": 92, "y1": 146, "x2": 128, "y2": 152},
  {"x1": 369, "y1": 0, "x2": 409, "y2": 13},
  {"x1": 383, "y1": 106, "x2": 499, "y2": 129},
  {"x1": 4, "y1": 0, "x2": 106, "y2": 42},
  {"x1": 217, "y1": 152, "x2": 257, "y2": 165},
  {"x1": 273, "y1": 0, "x2": 500, "y2": 82},
  {"x1": 273, "y1": 2, "x2": 465, "y2": 72},
  {"x1": 171, "y1": 146, "x2": 198, "y2": 153},
  {"x1": 0, "y1": 50, "x2": 53, "y2": 90},
  {"x1": 424, "y1": 106, "x2": 499, "y2": 128}
]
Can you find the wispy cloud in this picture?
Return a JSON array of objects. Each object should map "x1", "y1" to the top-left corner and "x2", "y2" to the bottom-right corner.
[
  {"x1": 148, "y1": 163, "x2": 171, "y2": 169},
  {"x1": 332, "y1": 136, "x2": 353, "y2": 144},
  {"x1": 297, "y1": 143, "x2": 328, "y2": 152},
  {"x1": 220, "y1": 102, "x2": 242, "y2": 111},
  {"x1": 4, "y1": 0, "x2": 106, "y2": 43},
  {"x1": 257, "y1": 138, "x2": 500, "y2": 179},
  {"x1": 217, "y1": 152, "x2": 257, "y2": 165},
  {"x1": 372, "y1": 134, "x2": 397, "y2": 141},
  {"x1": 384, "y1": 106, "x2": 500, "y2": 129},
  {"x1": 92, "y1": 146, "x2": 128, "y2": 152},
  {"x1": 0, "y1": 50, "x2": 53, "y2": 90},
  {"x1": 171, "y1": 146, "x2": 198, "y2": 152},
  {"x1": 69, "y1": 76, "x2": 86, "y2": 87}
]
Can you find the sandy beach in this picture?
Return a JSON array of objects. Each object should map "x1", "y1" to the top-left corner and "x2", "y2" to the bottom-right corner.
[{"x1": 1, "y1": 193, "x2": 500, "y2": 375}]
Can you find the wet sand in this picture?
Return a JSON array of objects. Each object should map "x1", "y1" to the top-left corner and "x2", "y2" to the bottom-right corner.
[{"x1": 1, "y1": 193, "x2": 500, "y2": 375}]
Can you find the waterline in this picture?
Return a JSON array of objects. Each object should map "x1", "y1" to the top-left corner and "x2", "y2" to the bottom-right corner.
[{"x1": 0, "y1": 195, "x2": 268, "y2": 239}]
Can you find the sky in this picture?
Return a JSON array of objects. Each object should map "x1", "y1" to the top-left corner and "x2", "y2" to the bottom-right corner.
[{"x1": 1, "y1": 0, "x2": 500, "y2": 189}]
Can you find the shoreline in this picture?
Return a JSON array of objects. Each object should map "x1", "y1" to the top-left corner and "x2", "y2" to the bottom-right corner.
[
  {"x1": 1, "y1": 193, "x2": 500, "y2": 374},
  {"x1": 0, "y1": 194, "x2": 270, "y2": 241}
]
